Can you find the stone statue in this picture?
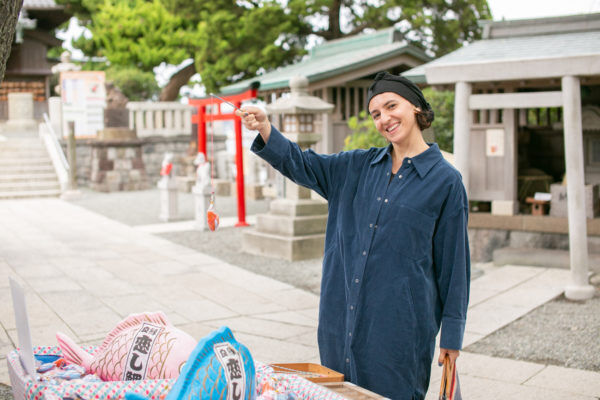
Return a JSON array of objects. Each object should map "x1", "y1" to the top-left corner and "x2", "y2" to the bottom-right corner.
[{"x1": 194, "y1": 153, "x2": 211, "y2": 188}]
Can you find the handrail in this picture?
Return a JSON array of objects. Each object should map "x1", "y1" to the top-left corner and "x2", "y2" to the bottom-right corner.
[{"x1": 40, "y1": 113, "x2": 69, "y2": 191}]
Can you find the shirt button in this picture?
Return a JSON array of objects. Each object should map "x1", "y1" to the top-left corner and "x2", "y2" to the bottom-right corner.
[
  {"x1": 377, "y1": 196, "x2": 381, "y2": 201},
  {"x1": 348, "y1": 332, "x2": 352, "y2": 337},
  {"x1": 362, "y1": 250, "x2": 366, "y2": 255},
  {"x1": 374, "y1": 225, "x2": 378, "y2": 229},
  {"x1": 350, "y1": 305, "x2": 354, "y2": 310},
  {"x1": 386, "y1": 172, "x2": 390, "y2": 176},
  {"x1": 346, "y1": 358, "x2": 350, "y2": 363},
  {"x1": 408, "y1": 160, "x2": 412, "y2": 164},
  {"x1": 369, "y1": 223, "x2": 373, "y2": 228},
  {"x1": 384, "y1": 198, "x2": 388, "y2": 203},
  {"x1": 398, "y1": 175, "x2": 403, "y2": 179},
  {"x1": 355, "y1": 278, "x2": 359, "y2": 284}
]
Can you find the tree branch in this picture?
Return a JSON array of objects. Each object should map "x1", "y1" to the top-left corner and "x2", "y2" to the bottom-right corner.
[{"x1": 159, "y1": 62, "x2": 196, "y2": 101}]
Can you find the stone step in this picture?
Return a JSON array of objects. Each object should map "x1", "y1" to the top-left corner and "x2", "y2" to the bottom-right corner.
[
  {"x1": 0, "y1": 164, "x2": 55, "y2": 173},
  {"x1": 0, "y1": 188, "x2": 61, "y2": 199},
  {"x1": 256, "y1": 213, "x2": 327, "y2": 236},
  {"x1": 493, "y1": 247, "x2": 600, "y2": 272},
  {"x1": 0, "y1": 172, "x2": 59, "y2": 183},
  {"x1": 0, "y1": 149, "x2": 49, "y2": 157},
  {"x1": 243, "y1": 229, "x2": 325, "y2": 261},
  {"x1": 0, "y1": 157, "x2": 53, "y2": 167},
  {"x1": 0, "y1": 180, "x2": 60, "y2": 192}
]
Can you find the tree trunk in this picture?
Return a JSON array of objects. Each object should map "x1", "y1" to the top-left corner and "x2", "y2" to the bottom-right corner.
[
  {"x1": 159, "y1": 62, "x2": 196, "y2": 101},
  {"x1": 0, "y1": 0, "x2": 24, "y2": 83}
]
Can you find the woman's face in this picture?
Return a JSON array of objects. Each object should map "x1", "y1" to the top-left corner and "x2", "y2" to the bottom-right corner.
[{"x1": 368, "y1": 92, "x2": 420, "y2": 146}]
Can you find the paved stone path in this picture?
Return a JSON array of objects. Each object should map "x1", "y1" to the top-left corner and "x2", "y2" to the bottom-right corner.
[{"x1": 1, "y1": 198, "x2": 599, "y2": 399}]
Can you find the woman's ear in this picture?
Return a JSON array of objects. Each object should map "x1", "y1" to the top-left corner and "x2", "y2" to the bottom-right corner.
[{"x1": 413, "y1": 107, "x2": 421, "y2": 114}]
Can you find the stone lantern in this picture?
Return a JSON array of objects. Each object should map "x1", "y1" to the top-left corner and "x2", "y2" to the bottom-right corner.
[{"x1": 243, "y1": 75, "x2": 334, "y2": 261}]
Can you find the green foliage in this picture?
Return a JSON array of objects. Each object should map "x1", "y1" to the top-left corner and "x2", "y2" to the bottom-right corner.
[
  {"x1": 343, "y1": 111, "x2": 388, "y2": 151},
  {"x1": 422, "y1": 87, "x2": 454, "y2": 152},
  {"x1": 343, "y1": 88, "x2": 455, "y2": 152},
  {"x1": 106, "y1": 66, "x2": 159, "y2": 101},
  {"x1": 286, "y1": 0, "x2": 491, "y2": 56},
  {"x1": 56, "y1": 0, "x2": 491, "y2": 97}
]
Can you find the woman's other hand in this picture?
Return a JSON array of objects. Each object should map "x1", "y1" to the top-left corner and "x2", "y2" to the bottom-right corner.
[
  {"x1": 438, "y1": 348, "x2": 459, "y2": 366},
  {"x1": 236, "y1": 106, "x2": 271, "y2": 142}
]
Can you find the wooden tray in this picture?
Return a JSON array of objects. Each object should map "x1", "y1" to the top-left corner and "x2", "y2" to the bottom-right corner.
[
  {"x1": 321, "y1": 382, "x2": 388, "y2": 399},
  {"x1": 270, "y1": 363, "x2": 344, "y2": 383}
]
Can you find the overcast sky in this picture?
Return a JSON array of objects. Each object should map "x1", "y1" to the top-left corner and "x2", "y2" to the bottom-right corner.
[{"x1": 486, "y1": 0, "x2": 600, "y2": 20}]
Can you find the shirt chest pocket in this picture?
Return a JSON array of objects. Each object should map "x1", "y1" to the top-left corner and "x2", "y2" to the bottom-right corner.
[{"x1": 382, "y1": 204, "x2": 436, "y2": 261}]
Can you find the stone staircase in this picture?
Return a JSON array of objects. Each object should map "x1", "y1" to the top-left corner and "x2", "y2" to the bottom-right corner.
[{"x1": 0, "y1": 137, "x2": 61, "y2": 199}]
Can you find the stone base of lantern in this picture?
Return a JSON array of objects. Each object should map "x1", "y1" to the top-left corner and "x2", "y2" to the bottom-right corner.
[{"x1": 243, "y1": 198, "x2": 328, "y2": 261}]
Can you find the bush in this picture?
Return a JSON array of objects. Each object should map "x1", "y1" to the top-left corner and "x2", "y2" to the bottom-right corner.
[
  {"x1": 343, "y1": 88, "x2": 455, "y2": 153},
  {"x1": 343, "y1": 111, "x2": 387, "y2": 151},
  {"x1": 106, "y1": 66, "x2": 160, "y2": 101}
]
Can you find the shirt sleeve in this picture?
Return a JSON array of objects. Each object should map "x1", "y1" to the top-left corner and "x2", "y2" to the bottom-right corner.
[
  {"x1": 433, "y1": 181, "x2": 470, "y2": 350},
  {"x1": 251, "y1": 125, "x2": 340, "y2": 200}
]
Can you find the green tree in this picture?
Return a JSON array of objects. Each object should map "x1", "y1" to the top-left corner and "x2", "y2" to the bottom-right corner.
[
  {"x1": 287, "y1": 0, "x2": 491, "y2": 56},
  {"x1": 106, "y1": 66, "x2": 159, "y2": 101},
  {"x1": 57, "y1": 0, "x2": 490, "y2": 99},
  {"x1": 344, "y1": 88, "x2": 455, "y2": 152}
]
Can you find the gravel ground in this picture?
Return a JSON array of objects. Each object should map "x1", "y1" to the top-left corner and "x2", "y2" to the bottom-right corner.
[
  {"x1": 157, "y1": 227, "x2": 323, "y2": 294},
  {"x1": 61, "y1": 189, "x2": 599, "y2": 374},
  {"x1": 466, "y1": 276, "x2": 600, "y2": 372}
]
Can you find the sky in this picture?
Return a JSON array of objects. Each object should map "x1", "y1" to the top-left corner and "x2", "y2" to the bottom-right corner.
[{"x1": 486, "y1": 0, "x2": 600, "y2": 20}]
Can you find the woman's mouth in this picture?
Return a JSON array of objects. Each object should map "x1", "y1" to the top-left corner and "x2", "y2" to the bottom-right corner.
[{"x1": 386, "y1": 123, "x2": 400, "y2": 133}]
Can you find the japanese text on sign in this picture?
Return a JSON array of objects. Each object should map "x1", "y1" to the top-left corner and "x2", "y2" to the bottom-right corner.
[
  {"x1": 214, "y1": 342, "x2": 246, "y2": 400},
  {"x1": 123, "y1": 323, "x2": 163, "y2": 381}
]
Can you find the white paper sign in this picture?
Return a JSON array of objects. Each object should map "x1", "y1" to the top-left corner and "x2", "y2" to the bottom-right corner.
[
  {"x1": 534, "y1": 192, "x2": 552, "y2": 201},
  {"x1": 9, "y1": 278, "x2": 37, "y2": 380},
  {"x1": 486, "y1": 129, "x2": 505, "y2": 157}
]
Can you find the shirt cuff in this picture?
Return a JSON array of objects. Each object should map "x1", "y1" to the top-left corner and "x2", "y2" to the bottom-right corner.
[
  {"x1": 250, "y1": 125, "x2": 287, "y2": 165},
  {"x1": 440, "y1": 317, "x2": 466, "y2": 350}
]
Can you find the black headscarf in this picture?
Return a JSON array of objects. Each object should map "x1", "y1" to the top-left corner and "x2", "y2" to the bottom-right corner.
[{"x1": 366, "y1": 71, "x2": 434, "y2": 122}]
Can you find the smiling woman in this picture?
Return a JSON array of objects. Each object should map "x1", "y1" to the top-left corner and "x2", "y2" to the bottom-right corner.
[{"x1": 236, "y1": 71, "x2": 470, "y2": 400}]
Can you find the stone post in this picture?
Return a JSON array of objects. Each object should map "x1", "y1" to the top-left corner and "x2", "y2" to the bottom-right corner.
[
  {"x1": 60, "y1": 121, "x2": 83, "y2": 200},
  {"x1": 2, "y1": 93, "x2": 38, "y2": 136},
  {"x1": 192, "y1": 153, "x2": 212, "y2": 231},
  {"x1": 562, "y1": 76, "x2": 594, "y2": 301},
  {"x1": 48, "y1": 97, "x2": 63, "y2": 138},
  {"x1": 454, "y1": 81, "x2": 472, "y2": 193},
  {"x1": 157, "y1": 153, "x2": 178, "y2": 222}
]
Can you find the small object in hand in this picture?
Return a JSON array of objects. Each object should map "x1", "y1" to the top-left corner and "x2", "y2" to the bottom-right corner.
[{"x1": 209, "y1": 93, "x2": 248, "y2": 117}]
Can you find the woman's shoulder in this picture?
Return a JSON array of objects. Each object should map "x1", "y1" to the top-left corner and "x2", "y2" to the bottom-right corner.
[{"x1": 336, "y1": 146, "x2": 387, "y2": 164}]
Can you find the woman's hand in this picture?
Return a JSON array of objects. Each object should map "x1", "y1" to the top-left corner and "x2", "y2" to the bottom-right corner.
[
  {"x1": 438, "y1": 348, "x2": 459, "y2": 366},
  {"x1": 235, "y1": 106, "x2": 271, "y2": 142}
]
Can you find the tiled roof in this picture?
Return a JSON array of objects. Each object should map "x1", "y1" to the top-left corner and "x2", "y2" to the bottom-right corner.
[
  {"x1": 222, "y1": 28, "x2": 430, "y2": 94},
  {"x1": 403, "y1": 13, "x2": 600, "y2": 83}
]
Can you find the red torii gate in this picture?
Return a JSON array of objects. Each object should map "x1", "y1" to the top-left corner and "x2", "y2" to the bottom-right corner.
[{"x1": 189, "y1": 88, "x2": 258, "y2": 227}]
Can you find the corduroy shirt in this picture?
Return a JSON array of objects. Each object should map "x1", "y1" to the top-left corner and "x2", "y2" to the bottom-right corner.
[{"x1": 252, "y1": 126, "x2": 470, "y2": 400}]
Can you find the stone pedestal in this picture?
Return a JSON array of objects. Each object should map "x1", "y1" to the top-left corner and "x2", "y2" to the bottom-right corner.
[
  {"x1": 1, "y1": 93, "x2": 38, "y2": 136},
  {"x1": 193, "y1": 184, "x2": 212, "y2": 231},
  {"x1": 158, "y1": 177, "x2": 178, "y2": 222},
  {"x1": 243, "y1": 199, "x2": 328, "y2": 261}
]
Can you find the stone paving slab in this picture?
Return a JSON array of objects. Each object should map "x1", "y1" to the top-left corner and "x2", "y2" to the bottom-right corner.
[{"x1": 523, "y1": 365, "x2": 600, "y2": 398}]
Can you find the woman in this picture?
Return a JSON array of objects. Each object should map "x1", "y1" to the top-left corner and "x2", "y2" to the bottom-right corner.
[{"x1": 237, "y1": 71, "x2": 470, "y2": 400}]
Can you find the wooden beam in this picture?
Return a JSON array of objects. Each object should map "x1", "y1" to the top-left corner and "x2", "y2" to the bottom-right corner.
[{"x1": 469, "y1": 91, "x2": 563, "y2": 110}]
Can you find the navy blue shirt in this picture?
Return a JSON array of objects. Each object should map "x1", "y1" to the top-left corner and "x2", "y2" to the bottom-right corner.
[{"x1": 252, "y1": 126, "x2": 470, "y2": 400}]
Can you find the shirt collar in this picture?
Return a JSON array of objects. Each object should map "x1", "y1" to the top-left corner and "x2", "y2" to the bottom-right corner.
[{"x1": 370, "y1": 143, "x2": 443, "y2": 178}]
